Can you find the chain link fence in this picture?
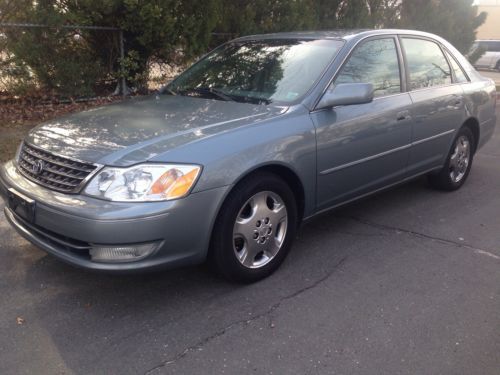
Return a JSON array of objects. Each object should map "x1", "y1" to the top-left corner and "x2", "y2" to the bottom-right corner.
[{"x1": 0, "y1": 23, "x2": 128, "y2": 100}]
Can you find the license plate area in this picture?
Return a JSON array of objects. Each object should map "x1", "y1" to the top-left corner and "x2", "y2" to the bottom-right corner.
[{"x1": 7, "y1": 188, "x2": 35, "y2": 223}]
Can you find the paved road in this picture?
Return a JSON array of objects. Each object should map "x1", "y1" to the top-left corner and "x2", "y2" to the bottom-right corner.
[{"x1": 1, "y1": 112, "x2": 499, "y2": 375}]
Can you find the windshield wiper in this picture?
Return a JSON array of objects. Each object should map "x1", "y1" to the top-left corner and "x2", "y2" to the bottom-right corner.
[
  {"x1": 240, "y1": 96, "x2": 272, "y2": 105},
  {"x1": 162, "y1": 87, "x2": 177, "y2": 96},
  {"x1": 180, "y1": 87, "x2": 235, "y2": 102}
]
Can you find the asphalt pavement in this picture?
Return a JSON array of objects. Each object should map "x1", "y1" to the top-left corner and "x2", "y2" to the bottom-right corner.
[{"x1": 0, "y1": 109, "x2": 499, "y2": 374}]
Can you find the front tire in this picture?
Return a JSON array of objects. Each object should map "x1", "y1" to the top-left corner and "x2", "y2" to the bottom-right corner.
[
  {"x1": 428, "y1": 126, "x2": 475, "y2": 191},
  {"x1": 209, "y1": 172, "x2": 298, "y2": 283}
]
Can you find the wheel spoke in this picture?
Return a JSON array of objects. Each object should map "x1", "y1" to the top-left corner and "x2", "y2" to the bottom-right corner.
[
  {"x1": 269, "y1": 203, "x2": 287, "y2": 225},
  {"x1": 462, "y1": 141, "x2": 469, "y2": 154},
  {"x1": 449, "y1": 135, "x2": 471, "y2": 183},
  {"x1": 252, "y1": 192, "x2": 269, "y2": 214},
  {"x1": 241, "y1": 242, "x2": 260, "y2": 267},
  {"x1": 450, "y1": 152, "x2": 459, "y2": 169},
  {"x1": 237, "y1": 247, "x2": 249, "y2": 264},
  {"x1": 266, "y1": 237, "x2": 282, "y2": 258},
  {"x1": 234, "y1": 217, "x2": 255, "y2": 241}
]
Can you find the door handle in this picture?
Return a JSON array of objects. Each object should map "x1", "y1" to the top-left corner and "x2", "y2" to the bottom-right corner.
[{"x1": 396, "y1": 110, "x2": 410, "y2": 121}]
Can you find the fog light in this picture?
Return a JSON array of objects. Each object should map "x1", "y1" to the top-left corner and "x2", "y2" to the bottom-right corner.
[{"x1": 89, "y1": 242, "x2": 160, "y2": 263}]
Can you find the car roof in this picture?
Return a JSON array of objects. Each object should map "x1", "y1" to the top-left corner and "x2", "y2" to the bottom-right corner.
[{"x1": 233, "y1": 29, "x2": 447, "y2": 43}]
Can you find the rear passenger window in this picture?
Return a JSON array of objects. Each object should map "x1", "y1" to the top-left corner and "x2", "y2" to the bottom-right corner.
[
  {"x1": 334, "y1": 38, "x2": 401, "y2": 97},
  {"x1": 444, "y1": 50, "x2": 468, "y2": 83},
  {"x1": 402, "y1": 38, "x2": 452, "y2": 90}
]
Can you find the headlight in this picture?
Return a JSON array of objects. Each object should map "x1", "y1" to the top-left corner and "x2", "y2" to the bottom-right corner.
[{"x1": 84, "y1": 164, "x2": 201, "y2": 202}]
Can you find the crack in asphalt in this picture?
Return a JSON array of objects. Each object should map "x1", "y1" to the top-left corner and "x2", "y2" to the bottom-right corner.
[
  {"x1": 345, "y1": 216, "x2": 500, "y2": 261},
  {"x1": 143, "y1": 256, "x2": 348, "y2": 374}
]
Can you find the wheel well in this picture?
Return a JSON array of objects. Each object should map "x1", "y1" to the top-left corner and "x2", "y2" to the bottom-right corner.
[
  {"x1": 462, "y1": 118, "x2": 480, "y2": 153},
  {"x1": 235, "y1": 164, "x2": 306, "y2": 221}
]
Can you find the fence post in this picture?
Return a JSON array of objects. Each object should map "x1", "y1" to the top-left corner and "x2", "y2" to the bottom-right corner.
[{"x1": 119, "y1": 29, "x2": 130, "y2": 97}]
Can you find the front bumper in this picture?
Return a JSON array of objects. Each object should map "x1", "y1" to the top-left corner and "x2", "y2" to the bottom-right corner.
[{"x1": 0, "y1": 160, "x2": 229, "y2": 272}]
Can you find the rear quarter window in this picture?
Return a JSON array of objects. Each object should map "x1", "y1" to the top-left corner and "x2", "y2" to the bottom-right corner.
[{"x1": 444, "y1": 50, "x2": 469, "y2": 83}]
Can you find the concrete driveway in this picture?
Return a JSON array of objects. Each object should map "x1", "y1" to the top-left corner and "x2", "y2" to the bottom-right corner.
[{"x1": 0, "y1": 109, "x2": 499, "y2": 374}]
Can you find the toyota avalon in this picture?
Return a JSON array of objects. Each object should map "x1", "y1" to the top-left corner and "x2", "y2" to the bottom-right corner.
[{"x1": 0, "y1": 29, "x2": 496, "y2": 282}]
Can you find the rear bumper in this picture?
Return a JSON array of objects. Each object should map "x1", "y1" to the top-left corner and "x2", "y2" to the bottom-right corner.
[{"x1": 0, "y1": 160, "x2": 229, "y2": 272}]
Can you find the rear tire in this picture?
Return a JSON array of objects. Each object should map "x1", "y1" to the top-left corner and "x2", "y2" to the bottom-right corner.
[
  {"x1": 428, "y1": 126, "x2": 475, "y2": 191},
  {"x1": 209, "y1": 172, "x2": 298, "y2": 283}
]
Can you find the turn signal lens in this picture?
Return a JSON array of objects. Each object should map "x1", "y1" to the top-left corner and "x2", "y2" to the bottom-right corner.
[
  {"x1": 150, "y1": 166, "x2": 201, "y2": 199},
  {"x1": 150, "y1": 169, "x2": 181, "y2": 195},
  {"x1": 166, "y1": 169, "x2": 200, "y2": 199}
]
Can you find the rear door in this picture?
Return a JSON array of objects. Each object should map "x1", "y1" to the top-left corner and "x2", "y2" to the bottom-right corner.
[
  {"x1": 400, "y1": 37, "x2": 466, "y2": 176},
  {"x1": 311, "y1": 36, "x2": 413, "y2": 210}
]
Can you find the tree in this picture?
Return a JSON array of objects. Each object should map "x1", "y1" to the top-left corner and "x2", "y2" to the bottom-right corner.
[
  {"x1": 216, "y1": 0, "x2": 316, "y2": 37},
  {"x1": 0, "y1": 0, "x2": 487, "y2": 98},
  {"x1": 2, "y1": 0, "x2": 222, "y2": 93},
  {"x1": 215, "y1": 0, "x2": 399, "y2": 37},
  {"x1": 61, "y1": 0, "x2": 222, "y2": 90},
  {"x1": 399, "y1": 0, "x2": 487, "y2": 53}
]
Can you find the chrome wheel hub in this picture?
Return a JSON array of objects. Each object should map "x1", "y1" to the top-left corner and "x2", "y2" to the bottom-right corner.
[
  {"x1": 449, "y1": 135, "x2": 470, "y2": 183},
  {"x1": 233, "y1": 191, "x2": 288, "y2": 269}
]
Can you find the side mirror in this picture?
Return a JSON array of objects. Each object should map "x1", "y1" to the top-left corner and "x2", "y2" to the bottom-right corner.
[{"x1": 317, "y1": 83, "x2": 374, "y2": 109}]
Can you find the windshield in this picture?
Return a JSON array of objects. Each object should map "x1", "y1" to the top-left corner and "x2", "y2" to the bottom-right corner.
[{"x1": 165, "y1": 39, "x2": 344, "y2": 105}]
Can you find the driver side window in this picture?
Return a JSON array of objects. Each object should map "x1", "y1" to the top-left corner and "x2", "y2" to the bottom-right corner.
[{"x1": 334, "y1": 38, "x2": 402, "y2": 98}]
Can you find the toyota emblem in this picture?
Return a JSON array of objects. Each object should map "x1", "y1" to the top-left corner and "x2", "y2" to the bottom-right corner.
[{"x1": 32, "y1": 160, "x2": 45, "y2": 175}]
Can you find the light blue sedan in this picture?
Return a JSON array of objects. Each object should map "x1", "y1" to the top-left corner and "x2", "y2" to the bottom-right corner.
[{"x1": 0, "y1": 29, "x2": 496, "y2": 282}]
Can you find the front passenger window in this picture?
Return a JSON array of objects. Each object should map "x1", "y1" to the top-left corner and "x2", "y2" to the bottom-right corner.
[{"x1": 334, "y1": 38, "x2": 401, "y2": 98}]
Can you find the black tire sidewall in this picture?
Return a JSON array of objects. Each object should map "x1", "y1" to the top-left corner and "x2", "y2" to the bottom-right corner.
[{"x1": 210, "y1": 172, "x2": 298, "y2": 283}]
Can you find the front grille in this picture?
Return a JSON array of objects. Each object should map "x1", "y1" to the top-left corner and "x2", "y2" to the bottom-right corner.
[{"x1": 17, "y1": 142, "x2": 99, "y2": 193}]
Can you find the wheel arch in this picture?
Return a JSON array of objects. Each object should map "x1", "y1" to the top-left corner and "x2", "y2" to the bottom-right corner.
[
  {"x1": 205, "y1": 162, "x2": 307, "y2": 265},
  {"x1": 229, "y1": 162, "x2": 307, "y2": 222},
  {"x1": 462, "y1": 117, "x2": 480, "y2": 153}
]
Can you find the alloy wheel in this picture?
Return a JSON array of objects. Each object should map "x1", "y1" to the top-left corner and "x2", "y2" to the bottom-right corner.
[
  {"x1": 449, "y1": 135, "x2": 471, "y2": 183},
  {"x1": 232, "y1": 191, "x2": 288, "y2": 269}
]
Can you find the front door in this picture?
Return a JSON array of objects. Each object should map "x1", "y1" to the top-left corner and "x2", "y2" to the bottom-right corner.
[{"x1": 311, "y1": 37, "x2": 413, "y2": 210}]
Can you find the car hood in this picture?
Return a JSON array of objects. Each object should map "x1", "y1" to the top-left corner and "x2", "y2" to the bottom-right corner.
[{"x1": 26, "y1": 95, "x2": 288, "y2": 166}]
